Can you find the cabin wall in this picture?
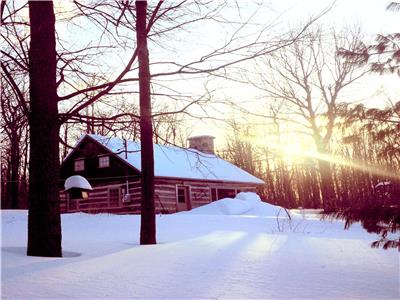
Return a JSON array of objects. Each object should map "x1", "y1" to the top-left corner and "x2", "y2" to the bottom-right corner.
[
  {"x1": 61, "y1": 177, "x2": 260, "y2": 214},
  {"x1": 154, "y1": 179, "x2": 177, "y2": 213},
  {"x1": 61, "y1": 179, "x2": 142, "y2": 214},
  {"x1": 153, "y1": 178, "x2": 258, "y2": 212},
  {"x1": 190, "y1": 184, "x2": 211, "y2": 208}
]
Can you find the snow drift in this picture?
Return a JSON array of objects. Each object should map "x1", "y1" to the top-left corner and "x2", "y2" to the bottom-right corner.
[{"x1": 183, "y1": 192, "x2": 287, "y2": 217}]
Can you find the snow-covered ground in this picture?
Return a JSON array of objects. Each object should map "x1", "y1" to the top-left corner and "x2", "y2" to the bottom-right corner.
[{"x1": 2, "y1": 193, "x2": 399, "y2": 299}]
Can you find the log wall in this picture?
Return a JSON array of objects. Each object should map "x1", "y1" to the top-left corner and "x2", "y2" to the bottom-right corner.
[{"x1": 60, "y1": 177, "x2": 259, "y2": 214}]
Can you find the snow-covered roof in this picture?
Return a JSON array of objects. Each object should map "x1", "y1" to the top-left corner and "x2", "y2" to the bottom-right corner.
[
  {"x1": 65, "y1": 175, "x2": 93, "y2": 191},
  {"x1": 79, "y1": 134, "x2": 264, "y2": 185}
]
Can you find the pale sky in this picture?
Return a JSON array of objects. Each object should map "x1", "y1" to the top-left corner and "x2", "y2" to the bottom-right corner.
[
  {"x1": 182, "y1": 0, "x2": 400, "y2": 141},
  {"x1": 52, "y1": 0, "x2": 399, "y2": 147},
  {"x1": 274, "y1": 0, "x2": 398, "y2": 35}
]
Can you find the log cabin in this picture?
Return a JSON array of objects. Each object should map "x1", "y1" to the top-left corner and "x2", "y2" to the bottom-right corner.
[{"x1": 60, "y1": 134, "x2": 264, "y2": 214}]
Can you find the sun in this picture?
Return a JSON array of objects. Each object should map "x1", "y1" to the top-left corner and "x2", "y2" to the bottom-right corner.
[
  {"x1": 281, "y1": 143, "x2": 311, "y2": 158},
  {"x1": 266, "y1": 136, "x2": 316, "y2": 165}
]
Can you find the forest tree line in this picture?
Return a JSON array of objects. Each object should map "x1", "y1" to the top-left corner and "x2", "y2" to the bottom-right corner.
[
  {"x1": 2, "y1": 98, "x2": 399, "y2": 210},
  {"x1": 221, "y1": 100, "x2": 400, "y2": 209}
]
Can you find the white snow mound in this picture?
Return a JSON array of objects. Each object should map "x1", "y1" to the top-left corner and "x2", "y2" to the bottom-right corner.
[
  {"x1": 64, "y1": 175, "x2": 93, "y2": 191},
  {"x1": 184, "y1": 192, "x2": 286, "y2": 217}
]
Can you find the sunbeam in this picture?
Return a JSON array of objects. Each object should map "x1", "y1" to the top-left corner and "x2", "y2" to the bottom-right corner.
[{"x1": 269, "y1": 143, "x2": 400, "y2": 181}]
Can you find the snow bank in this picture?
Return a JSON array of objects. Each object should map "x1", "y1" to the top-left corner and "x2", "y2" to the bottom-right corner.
[{"x1": 185, "y1": 192, "x2": 286, "y2": 217}]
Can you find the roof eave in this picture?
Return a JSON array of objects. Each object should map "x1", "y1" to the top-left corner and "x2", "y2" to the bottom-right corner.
[{"x1": 154, "y1": 175, "x2": 265, "y2": 185}]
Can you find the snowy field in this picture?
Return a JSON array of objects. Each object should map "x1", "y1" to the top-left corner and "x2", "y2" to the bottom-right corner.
[{"x1": 1, "y1": 193, "x2": 399, "y2": 299}]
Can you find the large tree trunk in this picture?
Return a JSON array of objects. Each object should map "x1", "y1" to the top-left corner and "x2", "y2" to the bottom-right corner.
[
  {"x1": 136, "y1": 0, "x2": 156, "y2": 245},
  {"x1": 27, "y1": 1, "x2": 62, "y2": 257}
]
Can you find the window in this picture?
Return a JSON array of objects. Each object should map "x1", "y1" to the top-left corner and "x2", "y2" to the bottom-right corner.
[
  {"x1": 109, "y1": 188, "x2": 120, "y2": 207},
  {"x1": 217, "y1": 188, "x2": 236, "y2": 199},
  {"x1": 74, "y1": 159, "x2": 84, "y2": 171},
  {"x1": 210, "y1": 188, "x2": 235, "y2": 202},
  {"x1": 99, "y1": 155, "x2": 110, "y2": 168}
]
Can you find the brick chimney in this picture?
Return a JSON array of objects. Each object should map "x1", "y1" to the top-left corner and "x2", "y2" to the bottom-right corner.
[{"x1": 187, "y1": 135, "x2": 215, "y2": 154}]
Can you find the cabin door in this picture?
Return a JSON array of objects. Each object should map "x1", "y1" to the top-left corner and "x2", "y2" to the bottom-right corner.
[{"x1": 177, "y1": 186, "x2": 191, "y2": 211}]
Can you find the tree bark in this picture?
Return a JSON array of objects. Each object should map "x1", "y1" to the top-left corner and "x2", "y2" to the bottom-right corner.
[
  {"x1": 27, "y1": 1, "x2": 62, "y2": 257},
  {"x1": 317, "y1": 148, "x2": 336, "y2": 208},
  {"x1": 10, "y1": 133, "x2": 20, "y2": 209},
  {"x1": 136, "y1": 0, "x2": 156, "y2": 245},
  {"x1": 313, "y1": 131, "x2": 336, "y2": 208}
]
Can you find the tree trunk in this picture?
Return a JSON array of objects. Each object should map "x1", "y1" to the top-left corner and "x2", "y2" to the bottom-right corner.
[
  {"x1": 136, "y1": 0, "x2": 156, "y2": 245},
  {"x1": 280, "y1": 160, "x2": 295, "y2": 208},
  {"x1": 309, "y1": 163, "x2": 321, "y2": 208},
  {"x1": 317, "y1": 157, "x2": 336, "y2": 209},
  {"x1": 10, "y1": 134, "x2": 20, "y2": 209},
  {"x1": 5, "y1": 157, "x2": 11, "y2": 208},
  {"x1": 27, "y1": 1, "x2": 62, "y2": 257},
  {"x1": 313, "y1": 134, "x2": 336, "y2": 208}
]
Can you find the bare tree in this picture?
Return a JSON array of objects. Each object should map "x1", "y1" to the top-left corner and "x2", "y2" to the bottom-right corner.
[
  {"x1": 221, "y1": 120, "x2": 260, "y2": 176},
  {"x1": 251, "y1": 27, "x2": 367, "y2": 206},
  {"x1": 1, "y1": 0, "x2": 29, "y2": 209},
  {"x1": 0, "y1": 76, "x2": 28, "y2": 209}
]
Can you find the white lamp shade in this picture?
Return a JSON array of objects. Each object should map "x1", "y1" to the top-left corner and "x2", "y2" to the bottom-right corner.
[{"x1": 64, "y1": 175, "x2": 93, "y2": 191}]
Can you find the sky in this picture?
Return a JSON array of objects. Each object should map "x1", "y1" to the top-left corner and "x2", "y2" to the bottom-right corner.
[
  {"x1": 180, "y1": 0, "x2": 400, "y2": 142},
  {"x1": 274, "y1": 0, "x2": 398, "y2": 34},
  {"x1": 51, "y1": 0, "x2": 399, "y2": 149}
]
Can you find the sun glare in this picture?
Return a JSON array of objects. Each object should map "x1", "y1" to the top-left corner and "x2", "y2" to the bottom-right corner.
[
  {"x1": 268, "y1": 142, "x2": 400, "y2": 181},
  {"x1": 270, "y1": 143, "x2": 315, "y2": 165},
  {"x1": 281, "y1": 145, "x2": 310, "y2": 160}
]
